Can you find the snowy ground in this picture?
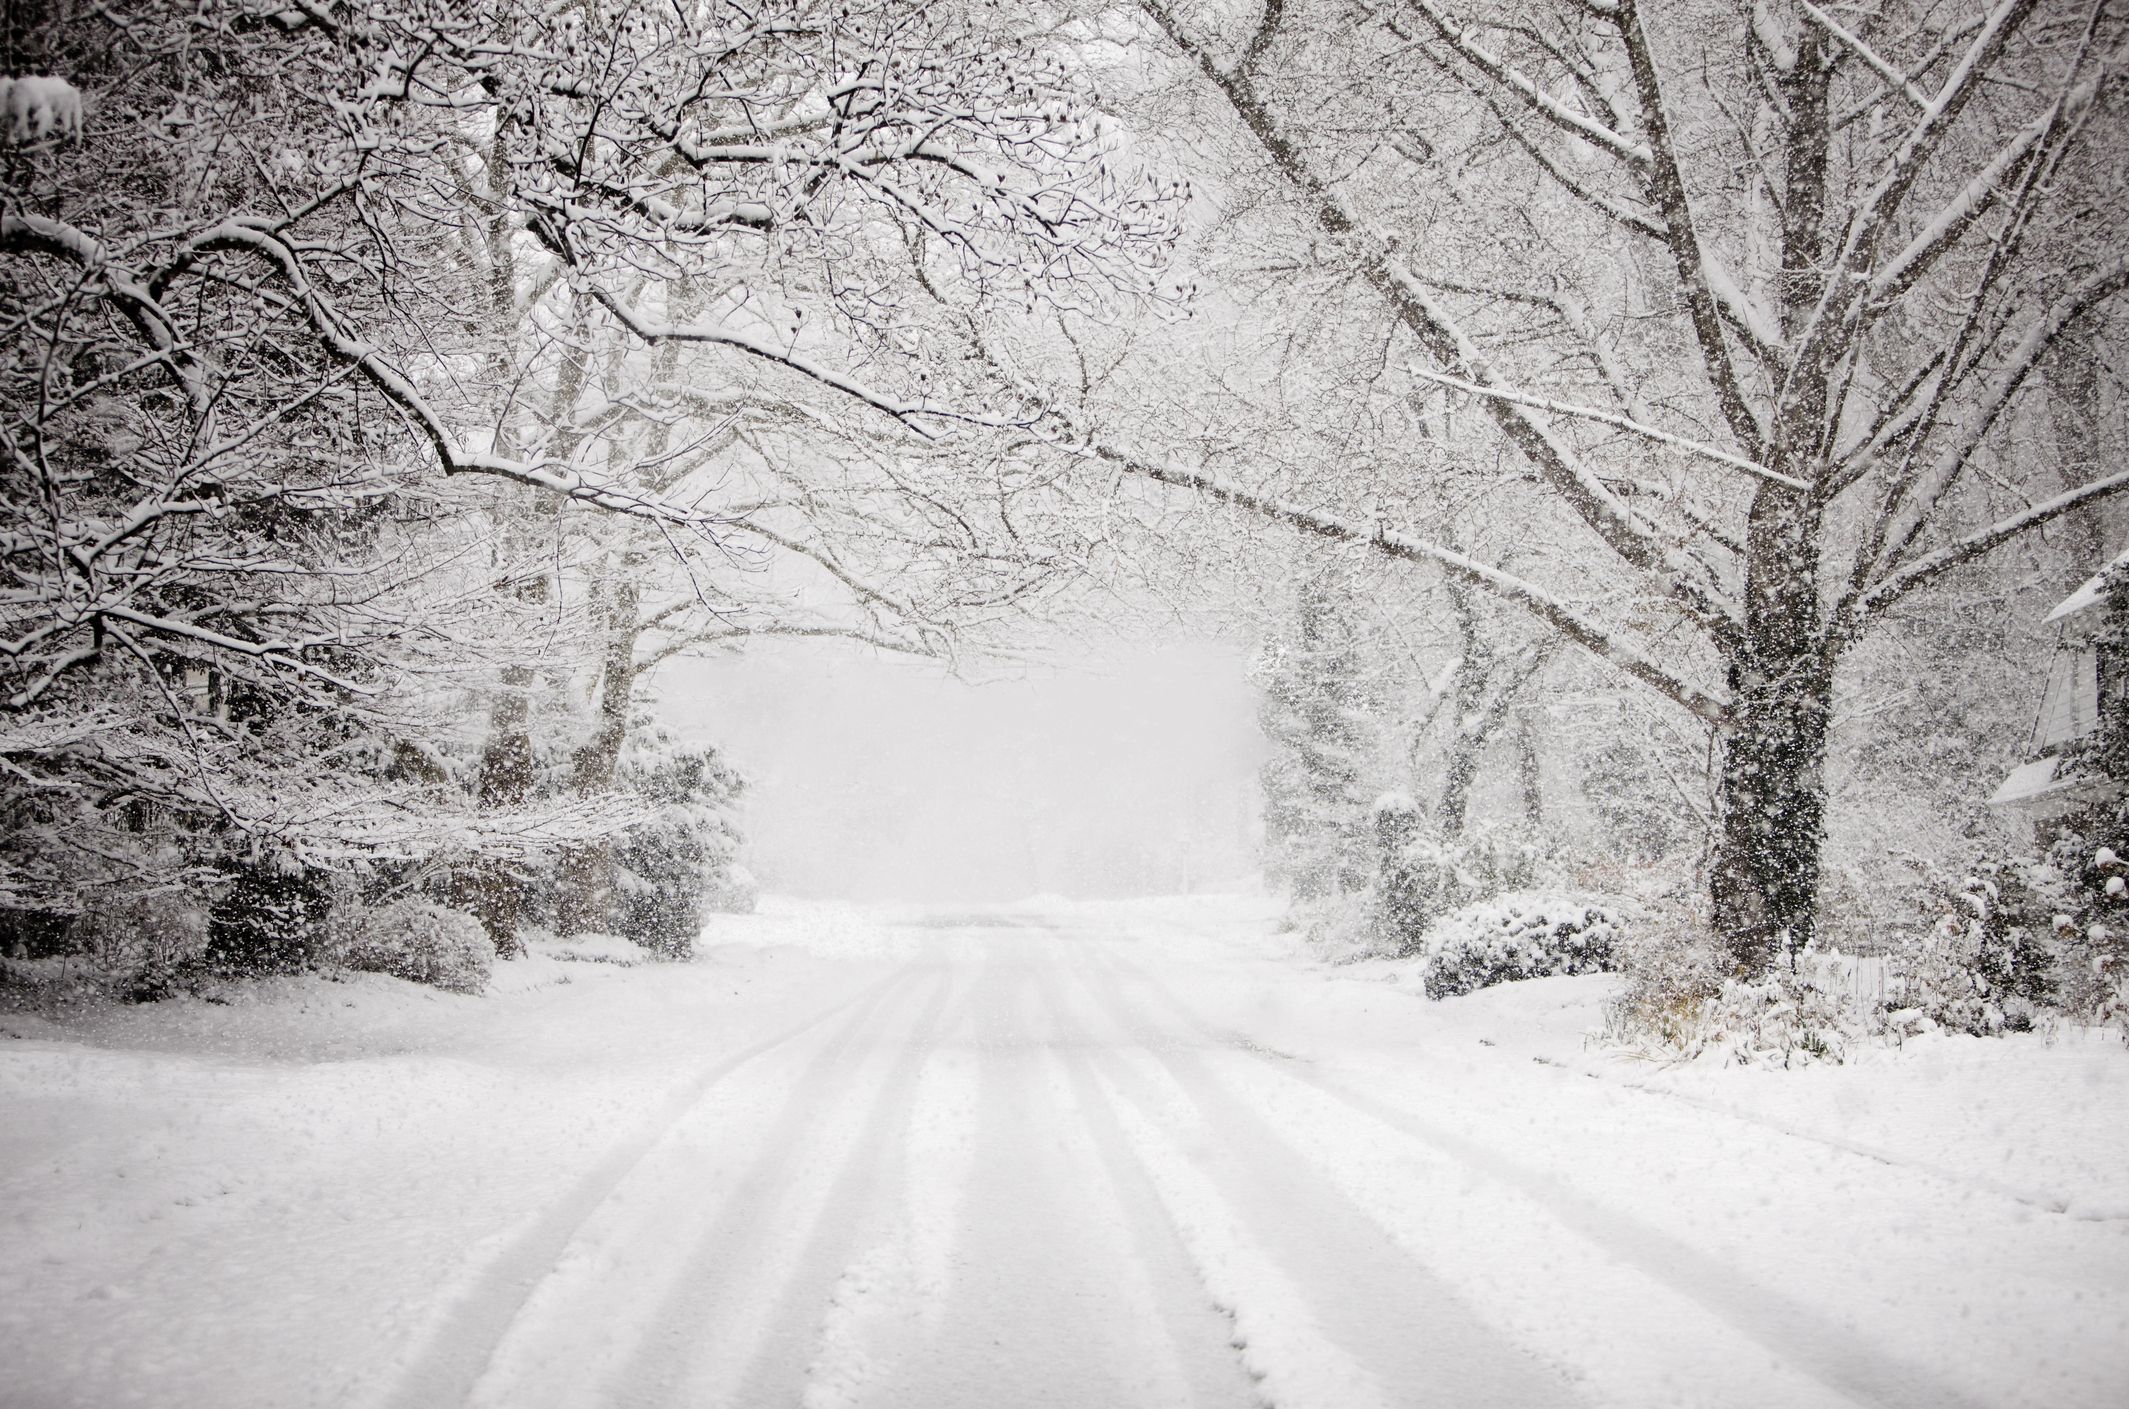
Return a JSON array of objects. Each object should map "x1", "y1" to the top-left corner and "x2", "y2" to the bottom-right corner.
[{"x1": 2, "y1": 895, "x2": 2124, "y2": 1409}]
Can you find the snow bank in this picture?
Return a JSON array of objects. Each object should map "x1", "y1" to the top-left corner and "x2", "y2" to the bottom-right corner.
[{"x1": 0, "y1": 915, "x2": 912, "y2": 1409}]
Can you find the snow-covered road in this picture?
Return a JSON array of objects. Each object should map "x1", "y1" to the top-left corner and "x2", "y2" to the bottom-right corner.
[{"x1": 4, "y1": 899, "x2": 2125, "y2": 1408}]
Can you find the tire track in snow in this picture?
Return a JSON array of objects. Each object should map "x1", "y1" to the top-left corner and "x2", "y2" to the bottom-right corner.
[
  {"x1": 793, "y1": 1032, "x2": 984, "y2": 1409},
  {"x1": 1065, "y1": 952, "x2": 1575, "y2": 1409},
  {"x1": 724, "y1": 968, "x2": 959, "y2": 1409},
  {"x1": 1111, "y1": 955, "x2": 1992, "y2": 1409},
  {"x1": 1030, "y1": 960, "x2": 1287, "y2": 1409},
  {"x1": 377, "y1": 964, "x2": 920, "y2": 1409},
  {"x1": 854, "y1": 949, "x2": 1257, "y2": 1409},
  {"x1": 612, "y1": 967, "x2": 956, "y2": 1407},
  {"x1": 466, "y1": 965, "x2": 936, "y2": 1408}
]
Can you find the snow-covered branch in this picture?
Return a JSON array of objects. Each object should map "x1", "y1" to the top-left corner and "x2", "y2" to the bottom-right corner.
[
  {"x1": 1402, "y1": 366, "x2": 1806, "y2": 490},
  {"x1": 1083, "y1": 439, "x2": 1729, "y2": 722}
]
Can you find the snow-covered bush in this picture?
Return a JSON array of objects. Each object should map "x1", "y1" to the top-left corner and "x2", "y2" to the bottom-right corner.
[
  {"x1": 1602, "y1": 880, "x2": 2114, "y2": 1065},
  {"x1": 1890, "y1": 867, "x2": 2060, "y2": 1035},
  {"x1": 1666, "y1": 970, "x2": 1865, "y2": 1067},
  {"x1": 331, "y1": 899, "x2": 491, "y2": 994},
  {"x1": 610, "y1": 728, "x2": 744, "y2": 959},
  {"x1": 206, "y1": 862, "x2": 333, "y2": 976},
  {"x1": 1420, "y1": 893, "x2": 1622, "y2": 999},
  {"x1": 1601, "y1": 908, "x2": 1726, "y2": 1050},
  {"x1": 704, "y1": 863, "x2": 759, "y2": 916},
  {"x1": 1871, "y1": 832, "x2": 2129, "y2": 1042},
  {"x1": 71, "y1": 895, "x2": 210, "y2": 1001},
  {"x1": 2025, "y1": 832, "x2": 2129, "y2": 1036}
]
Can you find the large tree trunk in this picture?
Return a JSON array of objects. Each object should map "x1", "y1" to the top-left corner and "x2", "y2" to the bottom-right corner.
[
  {"x1": 1711, "y1": 477, "x2": 1833, "y2": 977},
  {"x1": 1710, "y1": 41, "x2": 1840, "y2": 980},
  {"x1": 1709, "y1": 658, "x2": 1831, "y2": 977},
  {"x1": 1434, "y1": 726, "x2": 1482, "y2": 838}
]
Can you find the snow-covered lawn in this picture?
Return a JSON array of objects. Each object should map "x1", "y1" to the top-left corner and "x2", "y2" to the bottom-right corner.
[{"x1": 2, "y1": 895, "x2": 2123, "y2": 1408}]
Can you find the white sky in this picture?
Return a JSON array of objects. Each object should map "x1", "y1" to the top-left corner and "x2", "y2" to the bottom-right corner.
[{"x1": 652, "y1": 635, "x2": 1265, "y2": 902}]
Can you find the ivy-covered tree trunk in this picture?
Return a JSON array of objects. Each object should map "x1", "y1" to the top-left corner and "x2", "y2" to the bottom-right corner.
[
  {"x1": 1709, "y1": 49, "x2": 1838, "y2": 980},
  {"x1": 1710, "y1": 471, "x2": 1832, "y2": 976},
  {"x1": 1709, "y1": 660, "x2": 1831, "y2": 977}
]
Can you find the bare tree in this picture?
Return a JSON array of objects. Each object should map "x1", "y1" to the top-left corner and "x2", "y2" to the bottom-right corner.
[
  {"x1": 1067, "y1": 0, "x2": 2128, "y2": 973},
  {"x1": 2, "y1": 0, "x2": 1177, "y2": 927}
]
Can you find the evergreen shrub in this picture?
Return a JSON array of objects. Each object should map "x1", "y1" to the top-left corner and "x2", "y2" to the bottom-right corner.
[
  {"x1": 332, "y1": 897, "x2": 491, "y2": 993},
  {"x1": 1421, "y1": 894, "x2": 1622, "y2": 999},
  {"x1": 206, "y1": 862, "x2": 332, "y2": 975}
]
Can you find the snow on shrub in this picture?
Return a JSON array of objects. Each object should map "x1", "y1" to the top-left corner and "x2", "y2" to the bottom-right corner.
[
  {"x1": 71, "y1": 894, "x2": 210, "y2": 1001},
  {"x1": 1641, "y1": 968, "x2": 1868, "y2": 1068},
  {"x1": 611, "y1": 728, "x2": 744, "y2": 959},
  {"x1": 332, "y1": 898, "x2": 491, "y2": 994},
  {"x1": 705, "y1": 863, "x2": 759, "y2": 916},
  {"x1": 1601, "y1": 901, "x2": 2061, "y2": 1068},
  {"x1": 1600, "y1": 913, "x2": 1862, "y2": 1067},
  {"x1": 1, "y1": 75, "x2": 84, "y2": 144},
  {"x1": 1420, "y1": 893, "x2": 1622, "y2": 999}
]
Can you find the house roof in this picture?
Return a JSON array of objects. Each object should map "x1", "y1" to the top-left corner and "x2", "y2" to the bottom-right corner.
[
  {"x1": 1990, "y1": 756, "x2": 2063, "y2": 805},
  {"x1": 2045, "y1": 544, "x2": 2129, "y2": 623}
]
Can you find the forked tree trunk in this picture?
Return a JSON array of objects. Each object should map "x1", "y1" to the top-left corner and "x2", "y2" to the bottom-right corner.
[
  {"x1": 1709, "y1": 43, "x2": 1840, "y2": 978},
  {"x1": 1429, "y1": 582, "x2": 1552, "y2": 840}
]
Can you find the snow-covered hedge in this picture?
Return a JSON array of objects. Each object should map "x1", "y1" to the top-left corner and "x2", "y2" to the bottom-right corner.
[
  {"x1": 610, "y1": 727, "x2": 745, "y2": 958},
  {"x1": 71, "y1": 895, "x2": 210, "y2": 1001},
  {"x1": 704, "y1": 863, "x2": 759, "y2": 916},
  {"x1": 332, "y1": 899, "x2": 491, "y2": 994},
  {"x1": 1420, "y1": 894, "x2": 1623, "y2": 999}
]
